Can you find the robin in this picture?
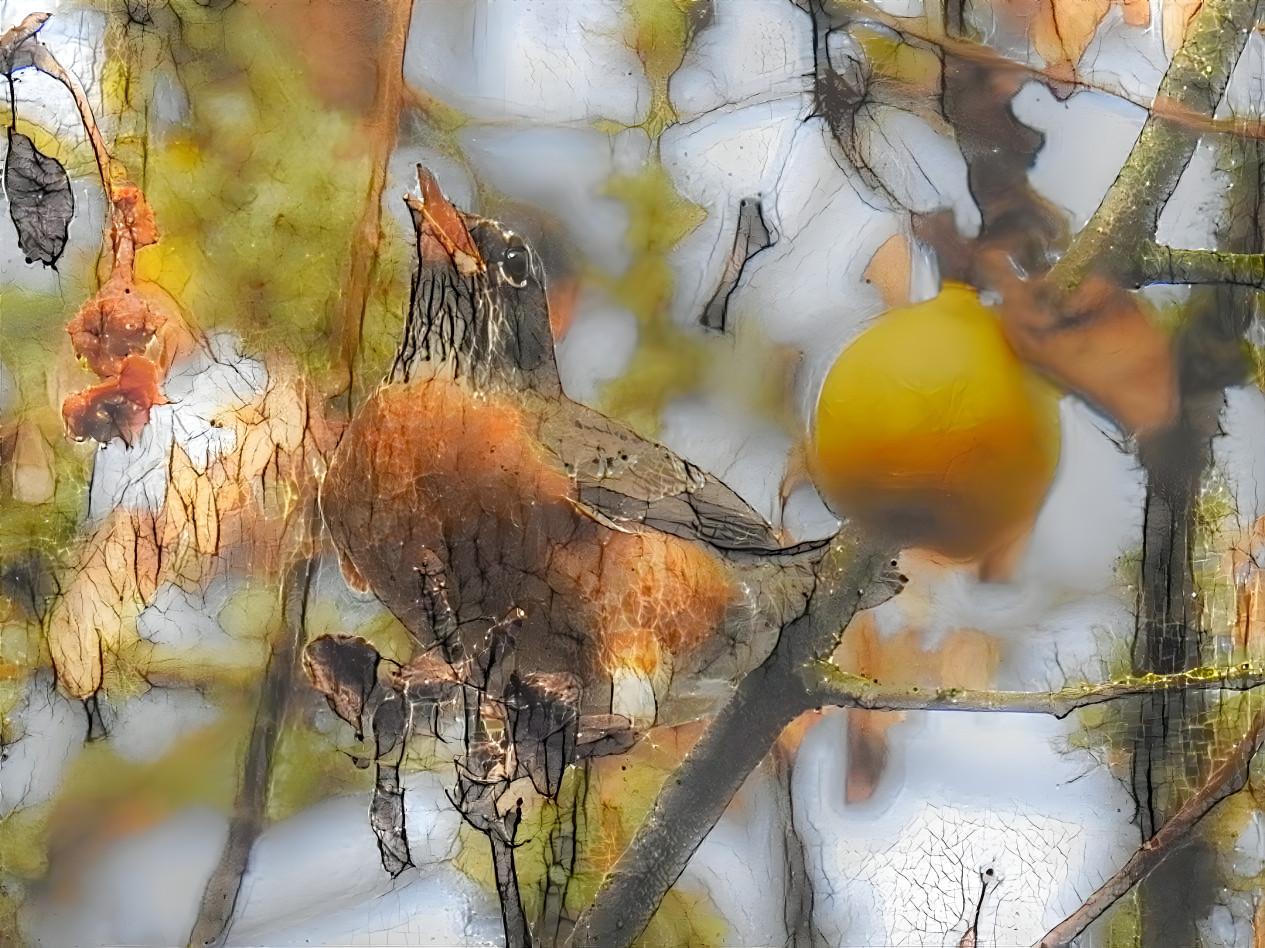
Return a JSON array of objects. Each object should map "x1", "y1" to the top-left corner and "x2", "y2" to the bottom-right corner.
[{"x1": 320, "y1": 167, "x2": 829, "y2": 722}]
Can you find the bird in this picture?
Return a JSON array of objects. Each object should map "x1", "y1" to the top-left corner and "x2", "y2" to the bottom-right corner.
[{"x1": 320, "y1": 166, "x2": 834, "y2": 723}]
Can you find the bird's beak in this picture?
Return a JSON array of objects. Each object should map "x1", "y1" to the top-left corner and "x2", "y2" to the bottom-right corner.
[{"x1": 405, "y1": 165, "x2": 485, "y2": 276}]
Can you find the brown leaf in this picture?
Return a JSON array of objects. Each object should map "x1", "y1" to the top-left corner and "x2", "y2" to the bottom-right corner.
[{"x1": 997, "y1": 274, "x2": 1178, "y2": 434}]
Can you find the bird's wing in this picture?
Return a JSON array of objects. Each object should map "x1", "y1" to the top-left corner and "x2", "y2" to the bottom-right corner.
[{"x1": 535, "y1": 398, "x2": 821, "y2": 555}]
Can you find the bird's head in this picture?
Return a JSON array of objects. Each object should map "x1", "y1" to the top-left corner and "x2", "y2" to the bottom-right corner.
[{"x1": 390, "y1": 166, "x2": 561, "y2": 396}]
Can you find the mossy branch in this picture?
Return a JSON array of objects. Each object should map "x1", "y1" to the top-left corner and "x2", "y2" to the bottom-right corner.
[
  {"x1": 1132, "y1": 243, "x2": 1265, "y2": 289},
  {"x1": 806, "y1": 661, "x2": 1265, "y2": 718},
  {"x1": 1047, "y1": 0, "x2": 1264, "y2": 292},
  {"x1": 571, "y1": 526, "x2": 899, "y2": 948},
  {"x1": 1036, "y1": 705, "x2": 1265, "y2": 948}
]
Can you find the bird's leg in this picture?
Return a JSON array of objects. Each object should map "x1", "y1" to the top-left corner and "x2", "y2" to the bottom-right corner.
[
  {"x1": 416, "y1": 548, "x2": 461, "y2": 664},
  {"x1": 536, "y1": 758, "x2": 590, "y2": 947},
  {"x1": 369, "y1": 690, "x2": 414, "y2": 876},
  {"x1": 449, "y1": 742, "x2": 533, "y2": 948}
]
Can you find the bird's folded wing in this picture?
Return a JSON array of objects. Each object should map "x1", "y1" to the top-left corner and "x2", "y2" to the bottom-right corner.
[{"x1": 538, "y1": 400, "x2": 821, "y2": 555}]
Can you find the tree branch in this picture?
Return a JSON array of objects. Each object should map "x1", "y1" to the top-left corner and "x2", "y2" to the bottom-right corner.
[
  {"x1": 1035, "y1": 705, "x2": 1265, "y2": 948},
  {"x1": 805, "y1": 661, "x2": 1265, "y2": 718},
  {"x1": 189, "y1": 527, "x2": 317, "y2": 948},
  {"x1": 571, "y1": 526, "x2": 899, "y2": 948},
  {"x1": 1132, "y1": 243, "x2": 1265, "y2": 289},
  {"x1": 1047, "y1": 0, "x2": 1263, "y2": 291}
]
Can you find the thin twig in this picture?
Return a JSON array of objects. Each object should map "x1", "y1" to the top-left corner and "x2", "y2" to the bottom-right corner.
[
  {"x1": 1036, "y1": 706, "x2": 1265, "y2": 948},
  {"x1": 27, "y1": 44, "x2": 114, "y2": 195},
  {"x1": 805, "y1": 661, "x2": 1265, "y2": 718}
]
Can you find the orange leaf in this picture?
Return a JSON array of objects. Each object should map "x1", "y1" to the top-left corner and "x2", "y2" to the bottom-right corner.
[{"x1": 863, "y1": 234, "x2": 913, "y2": 308}]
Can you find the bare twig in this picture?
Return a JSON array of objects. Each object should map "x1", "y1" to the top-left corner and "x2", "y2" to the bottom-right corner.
[
  {"x1": 806, "y1": 661, "x2": 1265, "y2": 718},
  {"x1": 27, "y1": 43, "x2": 114, "y2": 196},
  {"x1": 1036, "y1": 707, "x2": 1265, "y2": 948}
]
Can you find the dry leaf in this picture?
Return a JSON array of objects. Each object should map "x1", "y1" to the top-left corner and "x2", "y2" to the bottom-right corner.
[
  {"x1": 62, "y1": 355, "x2": 168, "y2": 446},
  {"x1": 262, "y1": 372, "x2": 307, "y2": 453},
  {"x1": 833, "y1": 567, "x2": 1001, "y2": 803},
  {"x1": 4, "y1": 128, "x2": 73, "y2": 267},
  {"x1": 111, "y1": 184, "x2": 159, "y2": 248},
  {"x1": 996, "y1": 273, "x2": 1177, "y2": 434},
  {"x1": 67, "y1": 271, "x2": 168, "y2": 379},
  {"x1": 48, "y1": 512, "x2": 149, "y2": 699},
  {"x1": 1164, "y1": 0, "x2": 1203, "y2": 54},
  {"x1": 995, "y1": 0, "x2": 1149, "y2": 79},
  {"x1": 1228, "y1": 514, "x2": 1265, "y2": 654},
  {"x1": 193, "y1": 475, "x2": 220, "y2": 555},
  {"x1": 11, "y1": 422, "x2": 55, "y2": 504}
]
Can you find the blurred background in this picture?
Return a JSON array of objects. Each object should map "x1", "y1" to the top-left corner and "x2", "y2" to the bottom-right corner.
[{"x1": 2, "y1": 0, "x2": 1265, "y2": 944}]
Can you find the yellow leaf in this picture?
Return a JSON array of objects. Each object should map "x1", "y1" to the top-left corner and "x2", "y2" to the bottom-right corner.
[
  {"x1": 193, "y1": 477, "x2": 220, "y2": 556},
  {"x1": 263, "y1": 371, "x2": 307, "y2": 453},
  {"x1": 239, "y1": 419, "x2": 279, "y2": 485}
]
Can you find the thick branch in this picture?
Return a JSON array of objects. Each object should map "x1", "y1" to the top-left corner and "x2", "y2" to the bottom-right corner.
[
  {"x1": 1048, "y1": 0, "x2": 1262, "y2": 290},
  {"x1": 1133, "y1": 243, "x2": 1265, "y2": 289},
  {"x1": 806, "y1": 661, "x2": 1265, "y2": 718},
  {"x1": 1036, "y1": 706, "x2": 1265, "y2": 948},
  {"x1": 571, "y1": 526, "x2": 898, "y2": 948}
]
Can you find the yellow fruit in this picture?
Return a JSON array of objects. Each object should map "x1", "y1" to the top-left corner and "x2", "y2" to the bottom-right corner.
[{"x1": 811, "y1": 282, "x2": 1060, "y2": 559}]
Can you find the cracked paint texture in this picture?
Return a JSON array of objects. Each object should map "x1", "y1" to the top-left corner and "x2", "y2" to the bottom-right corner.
[{"x1": 2, "y1": 0, "x2": 1265, "y2": 946}]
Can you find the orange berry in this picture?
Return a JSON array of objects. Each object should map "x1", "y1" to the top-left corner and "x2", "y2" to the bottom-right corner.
[{"x1": 811, "y1": 282, "x2": 1060, "y2": 559}]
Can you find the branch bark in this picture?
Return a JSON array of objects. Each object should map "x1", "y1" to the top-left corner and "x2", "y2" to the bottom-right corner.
[
  {"x1": 806, "y1": 661, "x2": 1265, "y2": 717},
  {"x1": 1047, "y1": 0, "x2": 1264, "y2": 291},
  {"x1": 570, "y1": 527, "x2": 898, "y2": 948},
  {"x1": 1036, "y1": 706, "x2": 1265, "y2": 948},
  {"x1": 1133, "y1": 244, "x2": 1265, "y2": 289},
  {"x1": 188, "y1": 547, "x2": 316, "y2": 948}
]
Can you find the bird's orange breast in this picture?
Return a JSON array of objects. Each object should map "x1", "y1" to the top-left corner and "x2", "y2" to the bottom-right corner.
[{"x1": 321, "y1": 376, "x2": 734, "y2": 679}]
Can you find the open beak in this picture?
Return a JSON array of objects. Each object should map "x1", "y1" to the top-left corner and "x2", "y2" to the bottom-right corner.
[{"x1": 404, "y1": 165, "x2": 484, "y2": 276}]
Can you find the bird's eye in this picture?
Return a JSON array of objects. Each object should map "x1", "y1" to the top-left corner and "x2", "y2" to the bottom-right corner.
[{"x1": 501, "y1": 239, "x2": 529, "y2": 287}]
